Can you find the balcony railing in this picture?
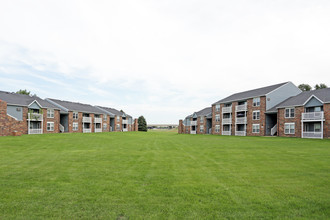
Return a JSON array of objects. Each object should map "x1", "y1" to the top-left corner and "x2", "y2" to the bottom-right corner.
[
  {"x1": 302, "y1": 131, "x2": 323, "y2": 139},
  {"x1": 235, "y1": 117, "x2": 247, "y2": 124},
  {"x1": 222, "y1": 118, "x2": 232, "y2": 124},
  {"x1": 28, "y1": 128, "x2": 43, "y2": 134},
  {"x1": 302, "y1": 112, "x2": 324, "y2": 121},
  {"x1": 191, "y1": 121, "x2": 197, "y2": 126},
  {"x1": 83, "y1": 128, "x2": 91, "y2": 133},
  {"x1": 83, "y1": 117, "x2": 92, "y2": 123},
  {"x1": 123, "y1": 128, "x2": 128, "y2": 132},
  {"x1": 28, "y1": 113, "x2": 43, "y2": 121},
  {"x1": 95, "y1": 128, "x2": 102, "y2": 133},
  {"x1": 122, "y1": 119, "x2": 128, "y2": 124},
  {"x1": 222, "y1": 130, "x2": 231, "y2": 135},
  {"x1": 222, "y1": 106, "x2": 232, "y2": 113},
  {"x1": 190, "y1": 130, "x2": 196, "y2": 134},
  {"x1": 94, "y1": 118, "x2": 102, "y2": 123},
  {"x1": 236, "y1": 104, "x2": 247, "y2": 112},
  {"x1": 235, "y1": 131, "x2": 246, "y2": 136}
]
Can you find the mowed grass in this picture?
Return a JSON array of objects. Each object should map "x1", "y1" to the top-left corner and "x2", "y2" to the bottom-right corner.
[{"x1": 0, "y1": 132, "x2": 329, "y2": 219}]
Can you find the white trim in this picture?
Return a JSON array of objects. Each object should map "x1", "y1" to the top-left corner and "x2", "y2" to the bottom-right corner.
[
  {"x1": 284, "y1": 107, "x2": 295, "y2": 118},
  {"x1": 252, "y1": 110, "x2": 260, "y2": 120},
  {"x1": 252, "y1": 124, "x2": 260, "y2": 133},
  {"x1": 7, "y1": 114, "x2": 18, "y2": 120},
  {"x1": 284, "y1": 123, "x2": 295, "y2": 134},
  {"x1": 73, "y1": 122, "x2": 78, "y2": 131},
  {"x1": 47, "y1": 122, "x2": 54, "y2": 131},
  {"x1": 265, "y1": 82, "x2": 292, "y2": 96},
  {"x1": 302, "y1": 95, "x2": 324, "y2": 106},
  {"x1": 28, "y1": 100, "x2": 42, "y2": 108},
  {"x1": 47, "y1": 109, "x2": 54, "y2": 118},
  {"x1": 252, "y1": 97, "x2": 260, "y2": 107}
]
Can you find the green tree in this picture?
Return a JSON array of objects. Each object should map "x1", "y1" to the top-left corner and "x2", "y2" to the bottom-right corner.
[
  {"x1": 314, "y1": 83, "x2": 328, "y2": 90},
  {"x1": 16, "y1": 89, "x2": 31, "y2": 95},
  {"x1": 298, "y1": 84, "x2": 312, "y2": 91},
  {"x1": 138, "y1": 116, "x2": 147, "y2": 132}
]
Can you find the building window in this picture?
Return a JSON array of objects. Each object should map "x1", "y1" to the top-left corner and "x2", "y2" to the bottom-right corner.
[
  {"x1": 116, "y1": 124, "x2": 120, "y2": 131},
  {"x1": 200, "y1": 125, "x2": 204, "y2": 133},
  {"x1": 47, "y1": 109, "x2": 54, "y2": 118},
  {"x1": 285, "y1": 108, "x2": 295, "y2": 118},
  {"x1": 103, "y1": 123, "x2": 107, "y2": 130},
  {"x1": 215, "y1": 114, "x2": 220, "y2": 122},
  {"x1": 47, "y1": 122, "x2": 54, "y2": 131},
  {"x1": 253, "y1": 97, "x2": 260, "y2": 107},
  {"x1": 253, "y1": 111, "x2": 260, "y2": 120},
  {"x1": 117, "y1": 116, "x2": 120, "y2": 122},
  {"x1": 215, "y1": 104, "x2": 220, "y2": 112},
  {"x1": 284, "y1": 123, "x2": 295, "y2": 134},
  {"x1": 200, "y1": 116, "x2": 204, "y2": 123},
  {"x1": 215, "y1": 125, "x2": 220, "y2": 133},
  {"x1": 103, "y1": 114, "x2": 107, "y2": 121},
  {"x1": 73, "y1": 112, "x2": 78, "y2": 120},
  {"x1": 252, "y1": 124, "x2": 260, "y2": 133},
  {"x1": 73, "y1": 122, "x2": 78, "y2": 131}
]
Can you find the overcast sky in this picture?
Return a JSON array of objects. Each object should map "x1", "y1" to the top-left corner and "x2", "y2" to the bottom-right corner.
[{"x1": 0, "y1": 0, "x2": 329, "y2": 124}]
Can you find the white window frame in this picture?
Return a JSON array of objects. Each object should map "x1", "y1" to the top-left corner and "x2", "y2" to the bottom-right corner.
[
  {"x1": 215, "y1": 114, "x2": 220, "y2": 122},
  {"x1": 253, "y1": 97, "x2": 260, "y2": 107},
  {"x1": 47, "y1": 109, "x2": 54, "y2": 118},
  {"x1": 73, "y1": 122, "x2": 78, "y2": 131},
  {"x1": 117, "y1": 116, "x2": 120, "y2": 122},
  {"x1": 252, "y1": 124, "x2": 260, "y2": 133},
  {"x1": 73, "y1": 112, "x2": 78, "y2": 120},
  {"x1": 215, "y1": 104, "x2": 220, "y2": 112},
  {"x1": 285, "y1": 108, "x2": 295, "y2": 118},
  {"x1": 200, "y1": 125, "x2": 204, "y2": 133},
  {"x1": 252, "y1": 110, "x2": 260, "y2": 120},
  {"x1": 103, "y1": 123, "x2": 107, "y2": 130},
  {"x1": 116, "y1": 124, "x2": 120, "y2": 131},
  {"x1": 47, "y1": 122, "x2": 54, "y2": 131},
  {"x1": 200, "y1": 116, "x2": 204, "y2": 123},
  {"x1": 284, "y1": 123, "x2": 295, "y2": 134},
  {"x1": 103, "y1": 114, "x2": 107, "y2": 121},
  {"x1": 215, "y1": 125, "x2": 220, "y2": 133}
]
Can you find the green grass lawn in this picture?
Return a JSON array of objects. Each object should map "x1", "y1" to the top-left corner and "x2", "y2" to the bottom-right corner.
[{"x1": 0, "y1": 132, "x2": 329, "y2": 219}]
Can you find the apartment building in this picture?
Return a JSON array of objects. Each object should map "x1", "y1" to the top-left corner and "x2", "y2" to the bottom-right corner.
[
  {"x1": 275, "y1": 88, "x2": 330, "y2": 139},
  {"x1": 0, "y1": 91, "x2": 61, "y2": 136},
  {"x1": 211, "y1": 82, "x2": 301, "y2": 136},
  {"x1": 96, "y1": 106, "x2": 138, "y2": 132},
  {"x1": 178, "y1": 107, "x2": 212, "y2": 134}
]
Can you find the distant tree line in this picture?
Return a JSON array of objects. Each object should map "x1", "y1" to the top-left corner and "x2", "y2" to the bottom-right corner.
[{"x1": 298, "y1": 83, "x2": 327, "y2": 91}]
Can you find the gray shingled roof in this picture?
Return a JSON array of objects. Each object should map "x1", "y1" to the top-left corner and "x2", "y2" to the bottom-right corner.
[
  {"x1": 275, "y1": 88, "x2": 330, "y2": 108},
  {"x1": 213, "y1": 82, "x2": 289, "y2": 104},
  {"x1": 0, "y1": 91, "x2": 59, "y2": 109},
  {"x1": 96, "y1": 106, "x2": 132, "y2": 118},
  {"x1": 47, "y1": 98, "x2": 105, "y2": 114},
  {"x1": 195, "y1": 107, "x2": 212, "y2": 117}
]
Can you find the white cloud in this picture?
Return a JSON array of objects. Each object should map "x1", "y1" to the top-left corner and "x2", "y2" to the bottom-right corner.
[{"x1": 0, "y1": 0, "x2": 330, "y2": 123}]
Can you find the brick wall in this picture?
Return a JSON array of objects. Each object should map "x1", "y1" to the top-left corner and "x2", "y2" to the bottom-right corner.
[
  {"x1": 324, "y1": 103, "x2": 330, "y2": 138},
  {"x1": 43, "y1": 109, "x2": 60, "y2": 134},
  {"x1": 212, "y1": 104, "x2": 221, "y2": 135},
  {"x1": 0, "y1": 100, "x2": 28, "y2": 136},
  {"x1": 197, "y1": 116, "x2": 207, "y2": 134},
  {"x1": 246, "y1": 96, "x2": 266, "y2": 136},
  {"x1": 278, "y1": 106, "x2": 303, "y2": 138}
]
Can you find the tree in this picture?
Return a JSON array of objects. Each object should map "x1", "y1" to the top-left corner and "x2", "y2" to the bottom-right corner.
[
  {"x1": 16, "y1": 89, "x2": 31, "y2": 95},
  {"x1": 298, "y1": 84, "x2": 312, "y2": 91},
  {"x1": 314, "y1": 83, "x2": 328, "y2": 90},
  {"x1": 138, "y1": 116, "x2": 147, "y2": 132}
]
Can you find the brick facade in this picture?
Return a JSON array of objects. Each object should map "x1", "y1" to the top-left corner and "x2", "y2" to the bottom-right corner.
[
  {"x1": 43, "y1": 109, "x2": 60, "y2": 134},
  {"x1": 277, "y1": 106, "x2": 303, "y2": 138},
  {"x1": 324, "y1": 104, "x2": 330, "y2": 138},
  {"x1": 246, "y1": 96, "x2": 266, "y2": 136}
]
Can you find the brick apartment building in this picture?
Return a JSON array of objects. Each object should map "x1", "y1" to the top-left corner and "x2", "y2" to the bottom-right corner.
[
  {"x1": 178, "y1": 82, "x2": 329, "y2": 139},
  {"x1": 0, "y1": 90, "x2": 138, "y2": 136},
  {"x1": 178, "y1": 107, "x2": 212, "y2": 134}
]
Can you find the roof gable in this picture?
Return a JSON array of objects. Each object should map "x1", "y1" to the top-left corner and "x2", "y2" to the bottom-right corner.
[
  {"x1": 28, "y1": 100, "x2": 42, "y2": 109},
  {"x1": 304, "y1": 95, "x2": 323, "y2": 107}
]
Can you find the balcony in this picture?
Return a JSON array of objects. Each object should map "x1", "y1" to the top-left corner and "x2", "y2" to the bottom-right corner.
[
  {"x1": 28, "y1": 128, "x2": 43, "y2": 134},
  {"x1": 222, "y1": 118, "x2": 232, "y2": 124},
  {"x1": 191, "y1": 121, "x2": 197, "y2": 126},
  {"x1": 222, "y1": 106, "x2": 232, "y2": 113},
  {"x1": 94, "y1": 118, "x2": 102, "y2": 123},
  {"x1": 122, "y1": 119, "x2": 128, "y2": 124},
  {"x1": 235, "y1": 131, "x2": 246, "y2": 136},
  {"x1": 222, "y1": 130, "x2": 231, "y2": 135},
  {"x1": 235, "y1": 117, "x2": 247, "y2": 124},
  {"x1": 190, "y1": 130, "x2": 196, "y2": 134},
  {"x1": 83, "y1": 128, "x2": 91, "y2": 133},
  {"x1": 236, "y1": 104, "x2": 247, "y2": 112},
  {"x1": 28, "y1": 113, "x2": 43, "y2": 121},
  {"x1": 302, "y1": 112, "x2": 324, "y2": 121},
  {"x1": 302, "y1": 132, "x2": 323, "y2": 139},
  {"x1": 83, "y1": 117, "x2": 92, "y2": 123},
  {"x1": 95, "y1": 128, "x2": 102, "y2": 133}
]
